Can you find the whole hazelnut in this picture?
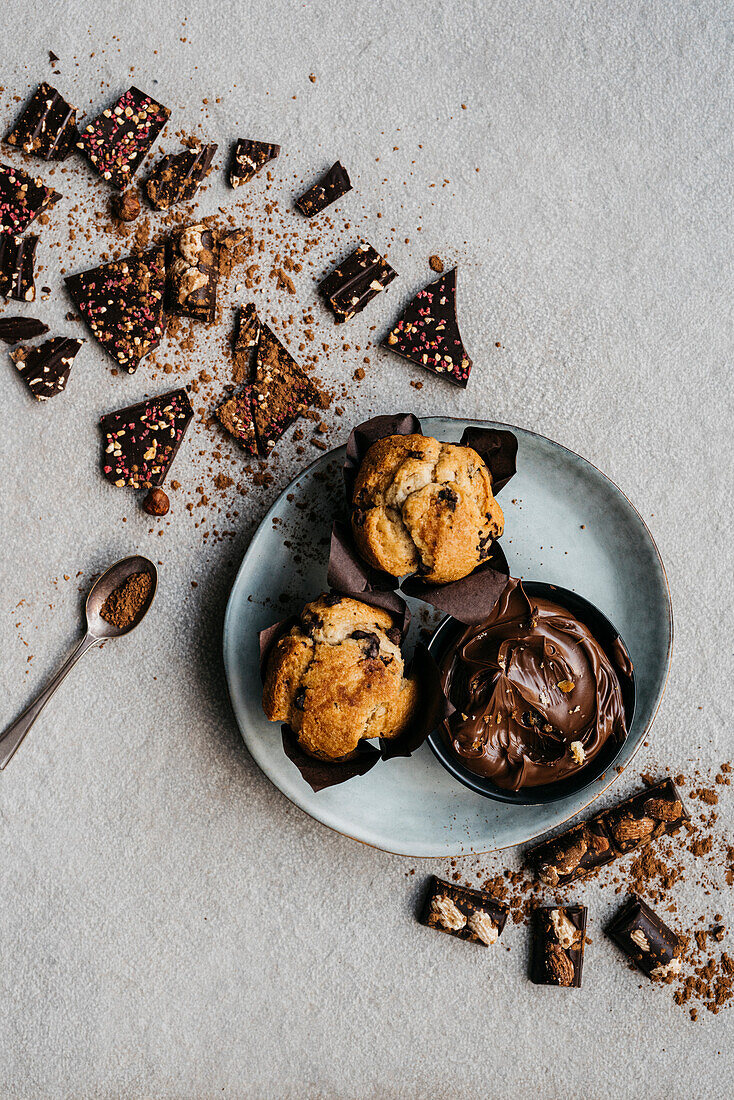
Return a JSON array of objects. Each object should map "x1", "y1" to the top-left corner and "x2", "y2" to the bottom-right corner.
[
  {"x1": 113, "y1": 189, "x2": 141, "y2": 222},
  {"x1": 142, "y1": 488, "x2": 170, "y2": 516}
]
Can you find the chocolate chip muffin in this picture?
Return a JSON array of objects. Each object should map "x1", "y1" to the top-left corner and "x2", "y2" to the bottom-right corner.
[
  {"x1": 350, "y1": 434, "x2": 504, "y2": 584},
  {"x1": 262, "y1": 595, "x2": 418, "y2": 760}
]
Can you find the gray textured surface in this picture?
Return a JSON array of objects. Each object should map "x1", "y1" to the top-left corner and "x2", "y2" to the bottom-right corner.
[{"x1": 0, "y1": 1, "x2": 732, "y2": 1097}]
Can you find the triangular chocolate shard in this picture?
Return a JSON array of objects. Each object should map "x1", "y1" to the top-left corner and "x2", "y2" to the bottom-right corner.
[
  {"x1": 99, "y1": 388, "x2": 193, "y2": 488},
  {"x1": 0, "y1": 316, "x2": 49, "y2": 344},
  {"x1": 251, "y1": 324, "x2": 318, "y2": 453},
  {"x1": 4, "y1": 82, "x2": 78, "y2": 161},
  {"x1": 145, "y1": 143, "x2": 217, "y2": 210},
  {"x1": 0, "y1": 234, "x2": 38, "y2": 301},
  {"x1": 65, "y1": 247, "x2": 166, "y2": 372},
  {"x1": 76, "y1": 87, "x2": 170, "y2": 191},
  {"x1": 383, "y1": 267, "x2": 473, "y2": 387},
  {"x1": 228, "y1": 138, "x2": 280, "y2": 187},
  {"x1": 216, "y1": 386, "x2": 258, "y2": 455},
  {"x1": 232, "y1": 303, "x2": 260, "y2": 382},
  {"x1": 11, "y1": 336, "x2": 84, "y2": 400},
  {"x1": 0, "y1": 162, "x2": 61, "y2": 235}
]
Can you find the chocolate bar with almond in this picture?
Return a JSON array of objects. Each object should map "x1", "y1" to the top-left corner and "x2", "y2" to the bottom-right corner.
[
  {"x1": 527, "y1": 817, "x2": 615, "y2": 886},
  {"x1": 419, "y1": 875, "x2": 508, "y2": 947},
  {"x1": 166, "y1": 222, "x2": 219, "y2": 323},
  {"x1": 531, "y1": 906, "x2": 587, "y2": 987},
  {"x1": 145, "y1": 143, "x2": 217, "y2": 210},
  {"x1": 606, "y1": 896, "x2": 681, "y2": 981},
  {"x1": 319, "y1": 243, "x2": 397, "y2": 323},
  {"x1": 596, "y1": 778, "x2": 688, "y2": 855},
  {"x1": 4, "y1": 82, "x2": 78, "y2": 160},
  {"x1": 295, "y1": 161, "x2": 351, "y2": 217},
  {"x1": 0, "y1": 234, "x2": 38, "y2": 301}
]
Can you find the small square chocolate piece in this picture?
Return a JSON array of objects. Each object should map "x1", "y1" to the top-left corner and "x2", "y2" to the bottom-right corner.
[
  {"x1": 100, "y1": 388, "x2": 193, "y2": 489},
  {"x1": 166, "y1": 223, "x2": 219, "y2": 323},
  {"x1": 0, "y1": 162, "x2": 61, "y2": 236},
  {"x1": 319, "y1": 243, "x2": 397, "y2": 323},
  {"x1": 65, "y1": 247, "x2": 166, "y2": 371},
  {"x1": 295, "y1": 161, "x2": 352, "y2": 217},
  {"x1": 145, "y1": 143, "x2": 217, "y2": 210},
  {"x1": 11, "y1": 336, "x2": 84, "y2": 400},
  {"x1": 606, "y1": 895, "x2": 681, "y2": 981},
  {"x1": 76, "y1": 87, "x2": 170, "y2": 191},
  {"x1": 228, "y1": 138, "x2": 280, "y2": 187},
  {"x1": 0, "y1": 234, "x2": 38, "y2": 301},
  {"x1": 419, "y1": 875, "x2": 508, "y2": 946},
  {"x1": 4, "y1": 82, "x2": 78, "y2": 160},
  {"x1": 531, "y1": 906, "x2": 587, "y2": 987},
  {"x1": 383, "y1": 267, "x2": 473, "y2": 387},
  {"x1": 597, "y1": 778, "x2": 688, "y2": 854},
  {"x1": 527, "y1": 817, "x2": 615, "y2": 886}
]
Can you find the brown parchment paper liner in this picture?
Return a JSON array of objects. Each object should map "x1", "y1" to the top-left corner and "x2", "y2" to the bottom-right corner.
[
  {"x1": 341, "y1": 412, "x2": 518, "y2": 622},
  {"x1": 257, "y1": 554, "x2": 444, "y2": 791}
]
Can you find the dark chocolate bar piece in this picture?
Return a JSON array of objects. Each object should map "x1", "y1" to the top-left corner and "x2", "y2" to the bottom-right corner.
[
  {"x1": 419, "y1": 875, "x2": 508, "y2": 946},
  {"x1": 596, "y1": 778, "x2": 688, "y2": 855},
  {"x1": 320, "y1": 243, "x2": 397, "y2": 323},
  {"x1": 383, "y1": 267, "x2": 472, "y2": 388},
  {"x1": 4, "y1": 82, "x2": 78, "y2": 160},
  {"x1": 76, "y1": 87, "x2": 170, "y2": 190},
  {"x1": 216, "y1": 387, "x2": 258, "y2": 455},
  {"x1": 232, "y1": 303, "x2": 260, "y2": 382},
  {"x1": 100, "y1": 388, "x2": 193, "y2": 489},
  {"x1": 531, "y1": 906, "x2": 587, "y2": 987},
  {"x1": 527, "y1": 816, "x2": 615, "y2": 886},
  {"x1": 0, "y1": 162, "x2": 61, "y2": 235},
  {"x1": 166, "y1": 223, "x2": 219, "y2": 323},
  {"x1": 65, "y1": 247, "x2": 166, "y2": 372},
  {"x1": 0, "y1": 234, "x2": 38, "y2": 301},
  {"x1": 228, "y1": 138, "x2": 280, "y2": 187},
  {"x1": 145, "y1": 143, "x2": 217, "y2": 210},
  {"x1": 295, "y1": 161, "x2": 351, "y2": 217},
  {"x1": 11, "y1": 336, "x2": 84, "y2": 400},
  {"x1": 251, "y1": 324, "x2": 318, "y2": 452},
  {"x1": 0, "y1": 316, "x2": 49, "y2": 344},
  {"x1": 606, "y1": 896, "x2": 681, "y2": 981}
]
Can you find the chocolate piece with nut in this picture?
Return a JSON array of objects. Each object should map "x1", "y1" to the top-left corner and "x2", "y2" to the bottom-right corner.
[
  {"x1": 4, "y1": 82, "x2": 78, "y2": 160},
  {"x1": 76, "y1": 86, "x2": 170, "y2": 191},
  {"x1": 295, "y1": 161, "x2": 352, "y2": 217},
  {"x1": 166, "y1": 222, "x2": 219, "y2": 323},
  {"x1": 382, "y1": 267, "x2": 473, "y2": 388},
  {"x1": 228, "y1": 138, "x2": 280, "y2": 187},
  {"x1": 419, "y1": 875, "x2": 508, "y2": 946},
  {"x1": 11, "y1": 336, "x2": 84, "y2": 400},
  {"x1": 100, "y1": 388, "x2": 193, "y2": 489},
  {"x1": 606, "y1": 895, "x2": 681, "y2": 981},
  {"x1": 526, "y1": 817, "x2": 615, "y2": 886},
  {"x1": 531, "y1": 905, "x2": 587, "y2": 988},
  {"x1": 0, "y1": 234, "x2": 38, "y2": 301},
  {"x1": 232, "y1": 303, "x2": 261, "y2": 382},
  {"x1": 251, "y1": 324, "x2": 318, "y2": 453},
  {"x1": 597, "y1": 778, "x2": 687, "y2": 855},
  {"x1": 0, "y1": 162, "x2": 61, "y2": 236},
  {"x1": 145, "y1": 143, "x2": 217, "y2": 210},
  {"x1": 66, "y1": 247, "x2": 166, "y2": 372},
  {"x1": 319, "y1": 243, "x2": 397, "y2": 323}
]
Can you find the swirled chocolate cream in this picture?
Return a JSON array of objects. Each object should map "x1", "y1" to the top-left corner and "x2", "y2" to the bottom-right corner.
[{"x1": 441, "y1": 579, "x2": 629, "y2": 790}]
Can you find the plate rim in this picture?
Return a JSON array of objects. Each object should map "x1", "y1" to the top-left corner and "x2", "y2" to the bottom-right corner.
[{"x1": 222, "y1": 415, "x2": 673, "y2": 857}]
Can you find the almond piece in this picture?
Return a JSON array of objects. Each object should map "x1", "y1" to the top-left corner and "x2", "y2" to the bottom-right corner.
[
  {"x1": 643, "y1": 797, "x2": 682, "y2": 822},
  {"x1": 544, "y1": 943, "x2": 575, "y2": 986},
  {"x1": 611, "y1": 815, "x2": 655, "y2": 843}
]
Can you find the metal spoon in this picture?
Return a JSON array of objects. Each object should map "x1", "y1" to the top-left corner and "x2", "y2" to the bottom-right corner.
[{"x1": 0, "y1": 555, "x2": 158, "y2": 769}]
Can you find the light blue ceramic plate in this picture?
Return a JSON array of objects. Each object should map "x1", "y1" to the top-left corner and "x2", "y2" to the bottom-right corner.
[{"x1": 222, "y1": 417, "x2": 672, "y2": 857}]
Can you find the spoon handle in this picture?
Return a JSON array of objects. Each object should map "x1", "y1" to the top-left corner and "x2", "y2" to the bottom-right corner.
[{"x1": 0, "y1": 632, "x2": 99, "y2": 770}]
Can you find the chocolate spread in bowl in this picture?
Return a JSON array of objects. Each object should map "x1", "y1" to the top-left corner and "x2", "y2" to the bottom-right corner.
[{"x1": 441, "y1": 578, "x2": 629, "y2": 790}]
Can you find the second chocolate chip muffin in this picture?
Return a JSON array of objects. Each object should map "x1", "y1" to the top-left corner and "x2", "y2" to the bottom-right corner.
[
  {"x1": 350, "y1": 434, "x2": 504, "y2": 584},
  {"x1": 262, "y1": 594, "x2": 418, "y2": 760}
]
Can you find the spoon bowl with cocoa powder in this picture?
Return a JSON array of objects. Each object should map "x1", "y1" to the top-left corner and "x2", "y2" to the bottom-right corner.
[{"x1": 0, "y1": 555, "x2": 157, "y2": 769}]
